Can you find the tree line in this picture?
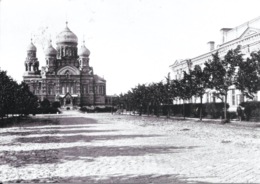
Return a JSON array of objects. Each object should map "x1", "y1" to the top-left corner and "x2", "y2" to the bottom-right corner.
[
  {"x1": 0, "y1": 70, "x2": 38, "y2": 120},
  {"x1": 116, "y1": 46, "x2": 260, "y2": 121}
]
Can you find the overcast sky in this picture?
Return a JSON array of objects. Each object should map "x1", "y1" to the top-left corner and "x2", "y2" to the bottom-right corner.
[{"x1": 1, "y1": 0, "x2": 260, "y2": 95}]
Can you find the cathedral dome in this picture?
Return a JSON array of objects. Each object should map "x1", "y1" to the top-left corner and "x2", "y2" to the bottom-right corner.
[
  {"x1": 56, "y1": 22, "x2": 78, "y2": 44},
  {"x1": 45, "y1": 40, "x2": 57, "y2": 56},
  {"x1": 79, "y1": 43, "x2": 90, "y2": 57},
  {"x1": 27, "y1": 40, "x2": 37, "y2": 51}
]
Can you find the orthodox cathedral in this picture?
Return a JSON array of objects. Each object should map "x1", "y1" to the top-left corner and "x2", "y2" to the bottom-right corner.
[{"x1": 23, "y1": 22, "x2": 106, "y2": 107}]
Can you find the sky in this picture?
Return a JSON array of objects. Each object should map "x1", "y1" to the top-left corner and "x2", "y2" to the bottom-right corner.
[{"x1": 1, "y1": 0, "x2": 260, "y2": 95}]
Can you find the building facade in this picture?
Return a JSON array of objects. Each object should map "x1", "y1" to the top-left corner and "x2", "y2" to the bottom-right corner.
[
  {"x1": 23, "y1": 22, "x2": 106, "y2": 107},
  {"x1": 170, "y1": 16, "x2": 260, "y2": 111}
]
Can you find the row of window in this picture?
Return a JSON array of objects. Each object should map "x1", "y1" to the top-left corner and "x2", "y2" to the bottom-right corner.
[
  {"x1": 174, "y1": 90, "x2": 258, "y2": 106},
  {"x1": 31, "y1": 85, "x2": 106, "y2": 95},
  {"x1": 82, "y1": 85, "x2": 105, "y2": 95}
]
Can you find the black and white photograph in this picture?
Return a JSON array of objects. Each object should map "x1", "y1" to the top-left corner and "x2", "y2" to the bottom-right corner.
[{"x1": 0, "y1": 0, "x2": 260, "y2": 183}]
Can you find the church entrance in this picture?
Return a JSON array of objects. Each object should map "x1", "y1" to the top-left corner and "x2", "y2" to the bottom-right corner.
[
  {"x1": 62, "y1": 93, "x2": 73, "y2": 107},
  {"x1": 58, "y1": 93, "x2": 78, "y2": 108},
  {"x1": 66, "y1": 98, "x2": 71, "y2": 105}
]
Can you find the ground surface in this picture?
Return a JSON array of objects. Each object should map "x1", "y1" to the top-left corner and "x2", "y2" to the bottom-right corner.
[{"x1": 0, "y1": 111, "x2": 259, "y2": 183}]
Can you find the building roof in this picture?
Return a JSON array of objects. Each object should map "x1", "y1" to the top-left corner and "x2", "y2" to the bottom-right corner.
[
  {"x1": 56, "y1": 22, "x2": 78, "y2": 44},
  {"x1": 94, "y1": 75, "x2": 106, "y2": 83},
  {"x1": 45, "y1": 40, "x2": 57, "y2": 56},
  {"x1": 220, "y1": 16, "x2": 260, "y2": 43},
  {"x1": 27, "y1": 40, "x2": 37, "y2": 51},
  {"x1": 79, "y1": 41, "x2": 90, "y2": 57}
]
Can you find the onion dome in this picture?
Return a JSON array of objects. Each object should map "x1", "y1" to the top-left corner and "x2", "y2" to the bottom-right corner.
[
  {"x1": 79, "y1": 41, "x2": 90, "y2": 57},
  {"x1": 45, "y1": 40, "x2": 57, "y2": 56},
  {"x1": 56, "y1": 22, "x2": 78, "y2": 44},
  {"x1": 27, "y1": 39, "x2": 37, "y2": 51}
]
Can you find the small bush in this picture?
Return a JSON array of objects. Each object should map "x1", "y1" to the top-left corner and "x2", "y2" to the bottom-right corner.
[
  {"x1": 40, "y1": 98, "x2": 50, "y2": 108},
  {"x1": 35, "y1": 107, "x2": 60, "y2": 114},
  {"x1": 229, "y1": 111, "x2": 237, "y2": 120},
  {"x1": 52, "y1": 101, "x2": 61, "y2": 108},
  {"x1": 79, "y1": 106, "x2": 117, "y2": 113},
  {"x1": 161, "y1": 102, "x2": 229, "y2": 119},
  {"x1": 205, "y1": 103, "x2": 229, "y2": 119},
  {"x1": 79, "y1": 107, "x2": 88, "y2": 112},
  {"x1": 240, "y1": 101, "x2": 260, "y2": 121}
]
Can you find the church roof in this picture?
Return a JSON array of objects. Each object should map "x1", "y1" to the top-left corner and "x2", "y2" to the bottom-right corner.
[
  {"x1": 56, "y1": 22, "x2": 78, "y2": 44},
  {"x1": 27, "y1": 40, "x2": 37, "y2": 51},
  {"x1": 79, "y1": 41, "x2": 90, "y2": 57},
  {"x1": 94, "y1": 75, "x2": 106, "y2": 83},
  {"x1": 45, "y1": 40, "x2": 57, "y2": 56}
]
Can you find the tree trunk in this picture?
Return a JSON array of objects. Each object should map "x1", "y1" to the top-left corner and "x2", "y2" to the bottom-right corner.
[
  {"x1": 157, "y1": 103, "x2": 160, "y2": 117},
  {"x1": 139, "y1": 104, "x2": 143, "y2": 116},
  {"x1": 167, "y1": 104, "x2": 170, "y2": 119},
  {"x1": 147, "y1": 103, "x2": 150, "y2": 116},
  {"x1": 224, "y1": 93, "x2": 228, "y2": 121},
  {"x1": 200, "y1": 96, "x2": 203, "y2": 121},
  {"x1": 240, "y1": 91, "x2": 244, "y2": 104},
  {"x1": 183, "y1": 100, "x2": 185, "y2": 120}
]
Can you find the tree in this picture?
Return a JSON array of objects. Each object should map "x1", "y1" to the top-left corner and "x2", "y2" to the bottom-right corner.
[
  {"x1": 169, "y1": 79, "x2": 178, "y2": 115},
  {"x1": 0, "y1": 70, "x2": 10, "y2": 119},
  {"x1": 174, "y1": 71, "x2": 194, "y2": 119},
  {"x1": 205, "y1": 46, "x2": 243, "y2": 121},
  {"x1": 190, "y1": 65, "x2": 210, "y2": 121},
  {"x1": 17, "y1": 82, "x2": 38, "y2": 116},
  {"x1": 165, "y1": 73, "x2": 171, "y2": 118},
  {"x1": 235, "y1": 52, "x2": 260, "y2": 99},
  {"x1": 0, "y1": 70, "x2": 38, "y2": 120},
  {"x1": 133, "y1": 84, "x2": 147, "y2": 116},
  {"x1": 156, "y1": 81, "x2": 168, "y2": 117}
]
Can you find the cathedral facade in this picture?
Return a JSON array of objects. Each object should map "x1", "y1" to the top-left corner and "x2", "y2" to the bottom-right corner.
[{"x1": 23, "y1": 23, "x2": 106, "y2": 107}]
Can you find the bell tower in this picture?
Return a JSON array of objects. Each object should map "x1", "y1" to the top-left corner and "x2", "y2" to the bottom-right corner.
[
  {"x1": 78, "y1": 40, "x2": 91, "y2": 73},
  {"x1": 45, "y1": 40, "x2": 57, "y2": 73},
  {"x1": 24, "y1": 39, "x2": 39, "y2": 73}
]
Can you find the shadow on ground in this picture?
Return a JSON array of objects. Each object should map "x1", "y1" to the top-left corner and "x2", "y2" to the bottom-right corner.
[
  {"x1": 0, "y1": 116, "x2": 199, "y2": 168},
  {"x1": 0, "y1": 129, "x2": 118, "y2": 136},
  {"x1": 0, "y1": 117, "x2": 98, "y2": 128},
  {"x1": 0, "y1": 145, "x2": 197, "y2": 167},
  {"x1": 15, "y1": 134, "x2": 160, "y2": 143},
  {"x1": 5, "y1": 174, "x2": 210, "y2": 184},
  {"x1": 5, "y1": 174, "x2": 237, "y2": 184}
]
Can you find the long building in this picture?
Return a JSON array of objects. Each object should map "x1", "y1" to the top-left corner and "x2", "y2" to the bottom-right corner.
[
  {"x1": 23, "y1": 22, "x2": 106, "y2": 107},
  {"x1": 170, "y1": 16, "x2": 260, "y2": 111}
]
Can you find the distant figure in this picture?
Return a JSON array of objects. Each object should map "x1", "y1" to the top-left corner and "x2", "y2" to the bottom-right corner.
[{"x1": 237, "y1": 105, "x2": 243, "y2": 121}]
